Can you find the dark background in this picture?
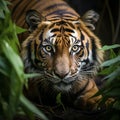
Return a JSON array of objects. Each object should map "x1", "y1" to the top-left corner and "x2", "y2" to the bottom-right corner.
[{"x1": 67, "y1": 0, "x2": 120, "y2": 45}]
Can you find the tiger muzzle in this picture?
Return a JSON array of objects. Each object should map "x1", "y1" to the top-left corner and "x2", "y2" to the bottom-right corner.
[
  {"x1": 54, "y1": 54, "x2": 70, "y2": 79},
  {"x1": 54, "y1": 69, "x2": 69, "y2": 79}
]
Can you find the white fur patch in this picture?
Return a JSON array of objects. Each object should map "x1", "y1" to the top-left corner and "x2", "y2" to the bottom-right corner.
[
  {"x1": 45, "y1": 29, "x2": 53, "y2": 39},
  {"x1": 88, "y1": 50, "x2": 93, "y2": 63},
  {"x1": 43, "y1": 21, "x2": 51, "y2": 25},
  {"x1": 71, "y1": 30, "x2": 79, "y2": 38}
]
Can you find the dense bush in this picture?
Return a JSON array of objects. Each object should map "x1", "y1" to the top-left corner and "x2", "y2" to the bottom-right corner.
[
  {"x1": 98, "y1": 44, "x2": 120, "y2": 120},
  {"x1": 0, "y1": 1, "x2": 47, "y2": 120}
]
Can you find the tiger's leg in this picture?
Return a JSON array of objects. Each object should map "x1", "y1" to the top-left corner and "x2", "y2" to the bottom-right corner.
[{"x1": 73, "y1": 79, "x2": 102, "y2": 110}]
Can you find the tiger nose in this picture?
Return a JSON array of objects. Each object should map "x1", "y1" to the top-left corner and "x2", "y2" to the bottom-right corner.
[{"x1": 54, "y1": 70, "x2": 69, "y2": 79}]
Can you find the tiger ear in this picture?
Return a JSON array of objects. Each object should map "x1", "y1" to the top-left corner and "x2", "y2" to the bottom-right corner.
[
  {"x1": 25, "y1": 10, "x2": 43, "y2": 32},
  {"x1": 82, "y1": 10, "x2": 99, "y2": 31}
]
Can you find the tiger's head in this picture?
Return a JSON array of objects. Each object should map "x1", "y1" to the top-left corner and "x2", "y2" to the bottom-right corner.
[{"x1": 21, "y1": 10, "x2": 103, "y2": 92}]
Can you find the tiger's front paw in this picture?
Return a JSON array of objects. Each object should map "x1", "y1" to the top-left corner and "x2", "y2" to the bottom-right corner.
[{"x1": 74, "y1": 94, "x2": 102, "y2": 110}]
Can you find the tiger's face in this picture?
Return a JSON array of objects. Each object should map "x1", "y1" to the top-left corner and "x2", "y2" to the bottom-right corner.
[{"x1": 22, "y1": 10, "x2": 103, "y2": 92}]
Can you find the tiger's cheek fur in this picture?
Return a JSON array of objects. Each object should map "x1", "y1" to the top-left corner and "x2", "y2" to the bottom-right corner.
[
  {"x1": 70, "y1": 57, "x2": 78, "y2": 75},
  {"x1": 45, "y1": 57, "x2": 54, "y2": 73}
]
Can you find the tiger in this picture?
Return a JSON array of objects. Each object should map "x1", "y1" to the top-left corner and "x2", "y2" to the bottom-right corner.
[{"x1": 9, "y1": 0, "x2": 104, "y2": 110}]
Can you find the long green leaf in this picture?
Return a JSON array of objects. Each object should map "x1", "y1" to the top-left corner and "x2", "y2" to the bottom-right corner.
[
  {"x1": 15, "y1": 25, "x2": 27, "y2": 34},
  {"x1": 113, "y1": 101, "x2": 120, "y2": 110},
  {"x1": 1, "y1": 41, "x2": 24, "y2": 82},
  {"x1": 100, "y1": 44, "x2": 120, "y2": 51},
  {"x1": 103, "y1": 67, "x2": 120, "y2": 81},
  {"x1": 105, "y1": 88, "x2": 120, "y2": 97},
  {"x1": 101, "y1": 55, "x2": 120, "y2": 67},
  {"x1": 20, "y1": 95, "x2": 48, "y2": 120}
]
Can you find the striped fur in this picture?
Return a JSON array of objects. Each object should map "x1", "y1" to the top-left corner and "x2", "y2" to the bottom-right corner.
[{"x1": 9, "y1": 0, "x2": 104, "y2": 110}]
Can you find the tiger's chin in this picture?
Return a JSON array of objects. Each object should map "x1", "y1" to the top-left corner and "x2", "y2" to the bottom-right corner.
[
  {"x1": 54, "y1": 82, "x2": 72, "y2": 92},
  {"x1": 49, "y1": 76, "x2": 77, "y2": 92}
]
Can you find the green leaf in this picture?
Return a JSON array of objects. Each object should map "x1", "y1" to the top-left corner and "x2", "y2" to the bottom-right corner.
[
  {"x1": 100, "y1": 44, "x2": 120, "y2": 51},
  {"x1": 15, "y1": 25, "x2": 27, "y2": 34},
  {"x1": 0, "y1": 0, "x2": 46, "y2": 119},
  {"x1": 0, "y1": 0, "x2": 10, "y2": 14},
  {"x1": 0, "y1": 56, "x2": 11, "y2": 76},
  {"x1": 103, "y1": 68, "x2": 120, "y2": 82},
  {"x1": 98, "y1": 66, "x2": 114, "y2": 75},
  {"x1": 1, "y1": 41, "x2": 24, "y2": 82},
  {"x1": 105, "y1": 88, "x2": 120, "y2": 97},
  {"x1": 56, "y1": 93, "x2": 62, "y2": 105},
  {"x1": 24, "y1": 73, "x2": 43, "y2": 79},
  {"x1": 101, "y1": 56, "x2": 120, "y2": 67},
  {"x1": 56, "y1": 93, "x2": 66, "y2": 111},
  {"x1": 0, "y1": 10, "x2": 5, "y2": 19},
  {"x1": 113, "y1": 101, "x2": 120, "y2": 110},
  {"x1": 20, "y1": 95, "x2": 48, "y2": 120}
]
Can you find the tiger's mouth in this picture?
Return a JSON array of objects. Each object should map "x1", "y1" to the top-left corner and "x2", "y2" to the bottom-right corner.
[
  {"x1": 45, "y1": 73, "x2": 78, "y2": 91},
  {"x1": 45, "y1": 72, "x2": 77, "y2": 83},
  {"x1": 54, "y1": 82, "x2": 72, "y2": 91}
]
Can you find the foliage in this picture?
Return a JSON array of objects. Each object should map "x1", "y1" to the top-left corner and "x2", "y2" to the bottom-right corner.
[
  {"x1": 0, "y1": 0, "x2": 48, "y2": 120},
  {"x1": 98, "y1": 44, "x2": 120, "y2": 120},
  {"x1": 56, "y1": 93, "x2": 66, "y2": 111}
]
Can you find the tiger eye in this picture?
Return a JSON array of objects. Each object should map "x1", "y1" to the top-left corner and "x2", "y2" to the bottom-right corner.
[
  {"x1": 72, "y1": 45, "x2": 80, "y2": 52},
  {"x1": 45, "y1": 45, "x2": 52, "y2": 52}
]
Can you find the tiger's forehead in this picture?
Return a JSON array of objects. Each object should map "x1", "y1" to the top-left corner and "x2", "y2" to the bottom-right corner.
[{"x1": 42, "y1": 21, "x2": 81, "y2": 45}]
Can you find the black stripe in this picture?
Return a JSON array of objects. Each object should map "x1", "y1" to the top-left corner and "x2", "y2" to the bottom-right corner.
[
  {"x1": 80, "y1": 31, "x2": 85, "y2": 41},
  {"x1": 61, "y1": 11, "x2": 78, "y2": 16},
  {"x1": 34, "y1": 41, "x2": 37, "y2": 60},
  {"x1": 27, "y1": 40, "x2": 43, "y2": 71},
  {"x1": 45, "y1": 9, "x2": 78, "y2": 17},
  {"x1": 45, "y1": 9, "x2": 66, "y2": 17},
  {"x1": 69, "y1": 34, "x2": 77, "y2": 38},
  {"x1": 56, "y1": 20, "x2": 67, "y2": 25},
  {"x1": 84, "y1": 41, "x2": 89, "y2": 57},
  {"x1": 91, "y1": 38, "x2": 97, "y2": 61},
  {"x1": 44, "y1": 3, "x2": 68, "y2": 11},
  {"x1": 67, "y1": 22, "x2": 75, "y2": 29},
  {"x1": 27, "y1": 41, "x2": 35, "y2": 68},
  {"x1": 39, "y1": 29, "x2": 44, "y2": 42},
  {"x1": 51, "y1": 34, "x2": 57, "y2": 37},
  {"x1": 64, "y1": 28, "x2": 74, "y2": 33},
  {"x1": 34, "y1": 41, "x2": 41, "y2": 65},
  {"x1": 51, "y1": 28, "x2": 60, "y2": 32},
  {"x1": 76, "y1": 79, "x2": 90, "y2": 95},
  {"x1": 27, "y1": 40, "x2": 41, "y2": 67},
  {"x1": 12, "y1": 1, "x2": 21, "y2": 15},
  {"x1": 16, "y1": 1, "x2": 36, "y2": 21},
  {"x1": 49, "y1": 23, "x2": 56, "y2": 29}
]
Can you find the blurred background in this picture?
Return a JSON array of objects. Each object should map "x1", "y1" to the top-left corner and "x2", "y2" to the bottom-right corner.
[{"x1": 67, "y1": 0, "x2": 120, "y2": 45}]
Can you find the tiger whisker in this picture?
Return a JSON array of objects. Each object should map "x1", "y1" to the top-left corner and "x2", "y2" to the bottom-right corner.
[
  {"x1": 79, "y1": 70, "x2": 96, "y2": 75},
  {"x1": 81, "y1": 65, "x2": 96, "y2": 69},
  {"x1": 81, "y1": 67, "x2": 97, "y2": 71}
]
